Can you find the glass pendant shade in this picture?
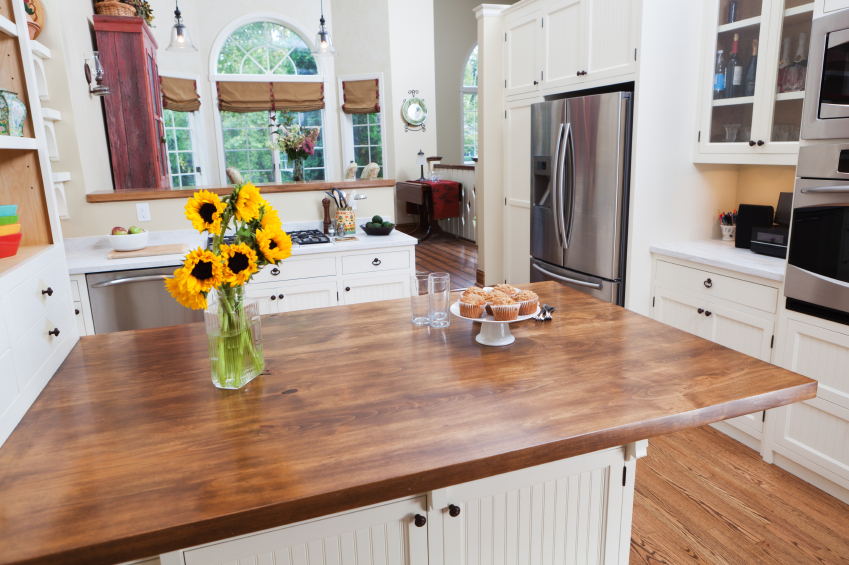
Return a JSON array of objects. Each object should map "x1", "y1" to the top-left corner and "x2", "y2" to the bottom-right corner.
[
  {"x1": 312, "y1": 18, "x2": 338, "y2": 57},
  {"x1": 167, "y1": 9, "x2": 198, "y2": 52}
]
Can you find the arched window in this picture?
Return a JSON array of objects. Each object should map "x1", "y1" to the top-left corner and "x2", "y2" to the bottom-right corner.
[
  {"x1": 214, "y1": 20, "x2": 325, "y2": 183},
  {"x1": 461, "y1": 46, "x2": 478, "y2": 164}
]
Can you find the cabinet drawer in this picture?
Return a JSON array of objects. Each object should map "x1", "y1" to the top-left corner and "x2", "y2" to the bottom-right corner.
[
  {"x1": 252, "y1": 257, "x2": 336, "y2": 284},
  {"x1": 13, "y1": 296, "x2": 73, "y2": 390},
  {"x1": 342, "y1": 251, "x2": 410, "y2": 275},
  {"x1": 183, "y1": 496, "x2": 428, "y2": 565},
  {"x1": 656, "y1": 260, "x2": 778, "y2": 313},
  {"x1": 0, "y1": 350, "x2": 17, "y2": 419},
  {"x1": 6, "y1": 258, "x2": 71, "y2": 340}
]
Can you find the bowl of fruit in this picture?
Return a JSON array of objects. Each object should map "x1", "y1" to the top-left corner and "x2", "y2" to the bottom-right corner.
[
  {"x1": 361, "y1": 215, "x2": 395, "y2": 236},
  {"x1": 108, "y1": 226, "x2": 149, "y2": 252}
]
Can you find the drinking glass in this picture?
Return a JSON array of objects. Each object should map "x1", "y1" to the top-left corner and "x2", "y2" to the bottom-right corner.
[
  {"x1": 428, "y1": 272, "x2": 451, "y2": 328},
  {"x1": 410, "y1": 273, "x2": 431, "y2": 326},
  {"x1": 723, "y1": 124, "x2": 741, "y2": 143}
]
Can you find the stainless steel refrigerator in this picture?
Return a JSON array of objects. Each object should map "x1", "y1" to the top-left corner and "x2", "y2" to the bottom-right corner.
[{"x1": 529, "y1": 92, "x2": 632, "y2": 305}]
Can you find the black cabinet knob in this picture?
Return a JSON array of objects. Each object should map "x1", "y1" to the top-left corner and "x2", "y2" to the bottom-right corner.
[
  {"x1": 271, "y1": 268, "x2": 280, "y2": 276},
  {"x1": 414, "y1": 514, "x2": 427, "y2": 527},
  {"x1": 75, "y1": 309, "x2": 80, "y2": 315},
  {"x1": 533, "y1": 80, "x2": 539, "y2": 85},
  {"x1": 372, "y1": 258, "x2": 382, "y2": 266},
  {"x1": 270, "y1": 295, "x2": 276, "y2": 300},
  {"x1": 757, "y1": 140, "x2": 765, "y2": 146},
  {"x1": 697, "y1": 308, "x2": 704, "y2": 314},
  {"x1": 278, "y1": 294, "x2": 284, "y2": 299},
  {"x1": 48, "y1": 328, "x2": 60, "y2": 337},
  {"x1": 576, "y1": 71, "x2": 582, "y2": 76},
  {"x1": 704, "y1": 278, "x2": 712, "y2": 288},
  {"x1": 42, "y1": 287, "x2": 53, "y2": 297},
  {"x1": 748, "y1": 140, "x2": 756, "y2": 146},
  {"x1": 345, "y1": 286, "x2": 351, "y2": 292},
  {"x1": 449, "y1": 504, "x2": 461, "y2": 517},
  {"x1": 705, "y1": 311, "x2": 712, "y2": 317}
]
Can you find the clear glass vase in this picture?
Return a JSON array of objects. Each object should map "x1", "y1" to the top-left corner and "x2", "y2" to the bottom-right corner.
[
  {"x1": 205, "y1": 287, "x2": 264, "y2": 389},
  {"x1": 292, "y1": 157, "x2": 305, "y2": 182}
]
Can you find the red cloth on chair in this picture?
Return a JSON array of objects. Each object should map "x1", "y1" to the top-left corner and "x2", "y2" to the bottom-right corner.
[{"x1": 405, "y1": 180, "x2": 461, "y2": 220}]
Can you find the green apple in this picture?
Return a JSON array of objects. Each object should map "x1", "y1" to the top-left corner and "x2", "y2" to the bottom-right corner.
[
  {"x1": 128, "y1": 226, "x2": 144, "y2": 234},
  {"x1": 382, "y1": 221, "x2": 392, "y2": 228},
  {"x1": 111, "y1": 226, "x2": 128, "y2": 235}
]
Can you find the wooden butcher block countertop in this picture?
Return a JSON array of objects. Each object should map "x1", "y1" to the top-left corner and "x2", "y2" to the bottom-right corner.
[{"x1": 0, "y1": 282, "x2": 816, "y2": 565}]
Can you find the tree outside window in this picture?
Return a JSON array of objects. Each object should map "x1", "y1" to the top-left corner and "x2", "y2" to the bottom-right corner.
[
  {"x1": 462, "y1": 46, "x2": 478, "y2": 164},
  {"x1": 164, "y1": 109, "x2": 199, "y2": 188},
  {"x1": 352, "y1": 112, "x2": 383, "y2": 178}
]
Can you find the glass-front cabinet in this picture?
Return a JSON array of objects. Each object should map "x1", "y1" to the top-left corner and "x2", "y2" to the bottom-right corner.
[{"x1": 695, "y1": 0, "x2": 814, "y2": 164}]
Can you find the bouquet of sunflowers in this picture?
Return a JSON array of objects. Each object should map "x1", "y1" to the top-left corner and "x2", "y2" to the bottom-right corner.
[{"x1": 167, "y1": 169, "x2": 292, "y2": 389}]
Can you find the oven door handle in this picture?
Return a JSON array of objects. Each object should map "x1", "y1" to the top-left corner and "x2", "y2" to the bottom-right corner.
[
  {"x1": 800, "y1": 186, "x2": 849, "y2": 193},
  {"x1": 91, "y1": 275, "x2": 175, "y2": 288},
  {"x1": 532, "y1": 263, "x2": 603, "y2": 290}
]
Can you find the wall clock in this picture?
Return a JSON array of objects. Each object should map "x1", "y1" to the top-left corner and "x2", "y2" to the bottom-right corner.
[{"x1": 401, "y1": 90, "x2": 427, "y2": 132}]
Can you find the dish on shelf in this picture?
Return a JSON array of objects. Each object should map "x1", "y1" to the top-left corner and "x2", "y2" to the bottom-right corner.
[
  {"x1": 0, "y1": 223, "x2": 20, "y2": 236},
  {"x1": 0, "y1": 205, "x2": 17, "y2": 216},
  {"x1": 0, "y1": 232, "x2": 22, "y2": 259},
  {"x1": 108, "y1": 230, "x2": 149, "y2": 252}
]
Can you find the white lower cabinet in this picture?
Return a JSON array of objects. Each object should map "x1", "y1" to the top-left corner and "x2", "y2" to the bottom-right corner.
[
  {"x1": 341, "y1": 275, "x2": 409, "y2": 306},
  {"x1": 772, "y1": 319, "x2": 849, "y2": 492},
  {"x1": 0, "y1": 350, "x2": 18, "y2": 419},
  {"x1": 247, "y1": 280, "x2": 339, "y2": 315}
]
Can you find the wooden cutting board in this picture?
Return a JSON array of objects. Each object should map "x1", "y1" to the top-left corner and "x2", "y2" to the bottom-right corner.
[{"x1": 107, "y1": 243, "x2": 189, "y2": 260}]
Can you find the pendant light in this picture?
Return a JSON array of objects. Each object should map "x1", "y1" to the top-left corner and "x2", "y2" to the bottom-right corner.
[
  {"x1": 167, "y1": 1, "x2": 198, "y2": 52},
  {"x1": 311, "y1": 0, "x2": 338, "y2": 57}
]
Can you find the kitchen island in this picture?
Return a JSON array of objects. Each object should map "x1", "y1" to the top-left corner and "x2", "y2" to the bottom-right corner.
[{"x1": 0, "y1": 282, "x2": 815, "y2": 565}]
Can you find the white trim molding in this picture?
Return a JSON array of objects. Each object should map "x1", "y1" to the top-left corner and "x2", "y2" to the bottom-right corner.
[{"x1": 474, "y1": 4, "x2": 511, "y2": 19}]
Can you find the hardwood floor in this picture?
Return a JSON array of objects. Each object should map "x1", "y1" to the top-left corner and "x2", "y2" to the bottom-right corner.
[
  {"x1": 631, "y1": 426, "x2": 849, "y2": 565},
  {"x1": 413, "y1": 236, "x2": 478, "y2": 290}
]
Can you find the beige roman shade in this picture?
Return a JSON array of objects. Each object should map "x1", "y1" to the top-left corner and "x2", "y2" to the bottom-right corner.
[
  {"x1": 216, "y1": 81, "x2": 325, "y2": 113},
  {"x1": 160, "y1": 76, "x2": 200, "y2": 113},
  {"x1": 342, "y1": 79, "x2": 380, "y2": 114}
]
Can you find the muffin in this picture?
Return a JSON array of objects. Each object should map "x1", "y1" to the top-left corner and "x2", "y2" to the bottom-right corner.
[
  {"x1": 459, "y1": 293, "x2": 486, "y2": 318},
  {"x1": 513, "y1": 290, "x2": 539, "y2": 316},
  {"x1": 489, "y1": 295, "x2": 520, "y2": 321},
  {"x1": 493, "y1": 284, "x2": 520, "y2": 297},
  {"x1": 462, "y1": 286, "x2": 488, "y2": 299},
  {"x1": 485, "y1": 289, "x2": 508, "y2": 315}
]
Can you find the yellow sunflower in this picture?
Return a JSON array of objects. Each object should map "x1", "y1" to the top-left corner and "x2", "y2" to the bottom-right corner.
[
  {"x1": 260, "y1": 205, "x2": 282, "y2": 231},
  {"x1": 185, "y1": 191, "x2": 226, "y2": 234},
  {"x1": 256, "y1": 228, "x2": 292, "y2": 263},
  {"x1": 164, "y1": 248, "x2": 223, "y2": 310},
  {"x1": 220, "y1": 242, "x2": 259, "y2": 286},
  {"x1": 234, "y1": 183, "x2": 263, "y2": 223}
]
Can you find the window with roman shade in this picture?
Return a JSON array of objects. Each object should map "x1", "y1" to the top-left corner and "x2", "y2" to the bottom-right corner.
[
  {"x1": 342, "y1": 79, "x2": 380, "y2": 114},
  {"x1": 160, "y1": 76, "x2": 201, "y2": 113}
]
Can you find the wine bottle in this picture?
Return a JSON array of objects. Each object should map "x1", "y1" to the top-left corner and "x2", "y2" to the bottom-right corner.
[
  {"x1": 714, "y1": 50, "x2": 726, "y2": 100},
  {"x1": 744, "y1": 39, "x2": 758, "y2": 97},
  {"x1": 725, "y1": 33, "x2": 742, "y2": 98}
]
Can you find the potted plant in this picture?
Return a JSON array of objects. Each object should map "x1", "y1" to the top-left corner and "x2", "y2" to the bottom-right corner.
[
  {"x1": 95, "y1": 0, "x2": 154, "y2": 26},
  {"x1": 267, "y1": 110, "x2": 320, "y2": 182}
]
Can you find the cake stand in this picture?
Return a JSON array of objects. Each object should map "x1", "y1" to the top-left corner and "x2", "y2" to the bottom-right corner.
[{"x1": 449, "y1": 302, "x2": 540, "y2": 346}]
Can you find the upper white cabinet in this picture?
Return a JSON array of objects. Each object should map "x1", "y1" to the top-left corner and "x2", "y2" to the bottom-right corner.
[
  {"x1": 695, "y1": 0, "x2": 814, "y2": 165},
  {"x1": 504, "y1": 0, "x2": 639, "y2": 99}
]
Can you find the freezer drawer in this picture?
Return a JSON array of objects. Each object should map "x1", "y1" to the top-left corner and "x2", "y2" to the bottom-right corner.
[
  {"x1": 530, "y1": 258, "x2": 621, "y2": 305},
  {"x1": 86, "y1": 266, "x2": 203, "y2": 334}
]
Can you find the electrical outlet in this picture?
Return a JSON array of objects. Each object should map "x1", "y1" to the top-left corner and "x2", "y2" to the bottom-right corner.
[{"x1": 136, "y1": 203, "x2": 151, "y2": 222}]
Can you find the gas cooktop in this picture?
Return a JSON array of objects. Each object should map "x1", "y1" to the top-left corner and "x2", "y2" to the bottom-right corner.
[{"x1": 207, "y1": 230, "x2": 331, "y2": 249}]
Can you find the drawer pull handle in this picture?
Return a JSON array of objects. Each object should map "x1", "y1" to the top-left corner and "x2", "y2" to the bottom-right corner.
[
  {"x1": 697, "y1": 308, "x2": 704, "y2": 314},
  {"x1": 42, "y1": 287, "x2": 54, "y2": 297},
  {"x1": 346, "y1": 286, "x2": 351, "y2": 292},
  {"x1": 372, "y1": 258, "x2": 382, "y2": 266},
  {"x1": 271, "y1": 268, "x2": 281, "y2": 276},
  {"x1": 48, "y1": 328, "x2": 60, "y2": 337},
  {"x1": 279, "y1": 294, "x2": 284, "y2": 299},
  {"x1": 414, "y1": 514, "x2": 427, "y2": 527},
  {"x1": 705, "y1": 311, "x2": 712, "y2": 317},
  {"x1": 270, "y1": 295, "x2": 276, "y2": 301},
  {"x1": 75, "y1": 309, "x2": 80, "y2": 315},
  {"x1": 449, "y1": 504, "x2": 461, "y2": 517},
  {"x1": 704, "y1": 278, "x2": 712, "y2": 288}
]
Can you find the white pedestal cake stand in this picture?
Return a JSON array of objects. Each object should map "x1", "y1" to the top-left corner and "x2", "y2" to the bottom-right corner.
[{"x1": 449, "y1": 302, "x2": 540, "y2": 346}]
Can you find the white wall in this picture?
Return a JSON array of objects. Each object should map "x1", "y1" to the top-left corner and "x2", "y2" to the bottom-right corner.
[{"x1": 626, "y1": 0, "x2": 738, "y2": 315}]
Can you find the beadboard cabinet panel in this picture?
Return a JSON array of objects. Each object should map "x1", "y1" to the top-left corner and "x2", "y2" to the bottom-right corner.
[
  {"x1": 783, "y1": 320, "x2": 849, "y2": 409},
  {"x1": 585, "y1": 0, "x2": 637, "y2": 82},
  {"x1": 279, "y1": 281, "x2": 338, "y2": 313},
  {"x1": 541, "y1": 0, "x2": 584, "y2": 91},
  {"x1": 0, "y1": 296, "x2": 8, "y2": 352},
  {"x1": 505, "y1": 9, "x2": 542, "y2": 98},
  {"x1": 653, "y1": 286, "x2": 708, "y2": 340},
  {"x1": 181, "y1": 497, "x2": 428, "y2": 565},
  {"x1": 0, "y1": 350, "x2": 18, "y2": 420},
  {"x1": 341, "y1": 275, "x2": 409, "y2": 306}
]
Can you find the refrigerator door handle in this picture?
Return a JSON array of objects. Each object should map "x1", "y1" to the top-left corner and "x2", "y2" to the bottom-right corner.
[
  {"x1": 552, "y1": 124, "x2": 566, "y2": 249},
  {"x1": 532, "y1": 263, "x2": 604, "y2": 290},
  {"x1": 560, "y1": 123, "x2": 576, "y2": 250}
]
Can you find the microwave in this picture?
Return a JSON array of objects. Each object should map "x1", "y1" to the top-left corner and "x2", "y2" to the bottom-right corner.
[{"x1": 802, "y1": 9, "x2": 849, "y2": 139}]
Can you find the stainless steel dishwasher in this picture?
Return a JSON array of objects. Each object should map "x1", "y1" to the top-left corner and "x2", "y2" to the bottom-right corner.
[{"x1": 87, "y1": 266, "x2": 204, "y2": 334}]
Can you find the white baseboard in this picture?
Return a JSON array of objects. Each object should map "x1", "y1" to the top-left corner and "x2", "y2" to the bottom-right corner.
[
  {"x1": 709, "y1": 421, "x2": 762, "y2": 453},
  {"x1": 773, "y1": 453, "x2": 849, "y2": 506}
]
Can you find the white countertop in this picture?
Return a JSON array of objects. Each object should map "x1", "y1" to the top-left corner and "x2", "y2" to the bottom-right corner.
[
  {"x1": 65, "y1": 224, "x2": 418, "y2": 275},
  {"x1": 649, "y1": 239, "x2": 786, "y2": 282}
]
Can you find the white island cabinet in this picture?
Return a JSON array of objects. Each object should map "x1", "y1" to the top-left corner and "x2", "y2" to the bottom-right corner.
[{"x1": 160, "y1": 442, "x2": 647, "y2": 565}]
